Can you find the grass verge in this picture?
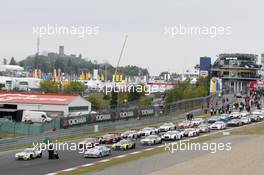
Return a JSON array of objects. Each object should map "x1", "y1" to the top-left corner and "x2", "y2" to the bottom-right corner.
[{"x1": 231, "y1": 121, "x2": 264, "y2": 135}]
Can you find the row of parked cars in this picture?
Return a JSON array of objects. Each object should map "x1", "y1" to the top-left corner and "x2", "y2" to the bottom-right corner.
[{"x1": 15, "y1": 110, "x2": 264, "y2": 160}]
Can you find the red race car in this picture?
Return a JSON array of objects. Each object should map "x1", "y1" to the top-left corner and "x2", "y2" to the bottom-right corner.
[{"x1": 99, "y1": 134, "x2": 121, "y2": 144}]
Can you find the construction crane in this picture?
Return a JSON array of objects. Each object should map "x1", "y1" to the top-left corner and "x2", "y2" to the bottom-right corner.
[{"x1": 114, "y1": 35, "x2": 128, "y2": 82}]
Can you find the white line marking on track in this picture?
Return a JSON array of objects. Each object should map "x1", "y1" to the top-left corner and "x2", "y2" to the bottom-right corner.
[
  {"x1": 144, "y1": 148, "x2": 155, "y2": 151},
  {"x1": 115, "y1": 155, "x2": 127, "y2": 158},
  {"x1": 62, "y1": 167, "x2": 77, "y2": 172},
  {"x1": 129, "y1": 151, "x2": 141, "y2": 154},
  {"x1": 45, "y1": 173, "x2": 58, "y2": 175},
  {"x1": 98, "y1": 159, "x2": 111, "y2": 163},
  {"x1": 156, "y1": 145, "x2": 164, "y2": 148},
  {"x1": 81, "y1": 163, "x2": 95, "y2": 167}
]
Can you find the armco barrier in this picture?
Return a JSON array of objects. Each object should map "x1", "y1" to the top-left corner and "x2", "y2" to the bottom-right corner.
[{"x1": 0, "y1": 108, "x2": 203, "y2": 149}]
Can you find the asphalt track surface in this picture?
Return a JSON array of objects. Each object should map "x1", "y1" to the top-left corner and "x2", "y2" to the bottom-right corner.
[
  {"x1": 92, "y1": 135, "x2": 254, "y2": 175},
  {"x1": 0, "y1": 137, "x2": 164, "y2": 175},
  {"x1": 0, "y1": 119, "x2": 262, "y2": 175}
]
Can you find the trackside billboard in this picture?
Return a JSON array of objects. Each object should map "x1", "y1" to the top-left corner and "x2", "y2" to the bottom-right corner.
[{"x1": 60, "y1": 107, "x2": 156, "y2": 128}]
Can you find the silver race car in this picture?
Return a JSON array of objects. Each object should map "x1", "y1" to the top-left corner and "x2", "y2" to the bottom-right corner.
[{"x1": 84, "y1": 145, "x2": 111, "y2": 158}]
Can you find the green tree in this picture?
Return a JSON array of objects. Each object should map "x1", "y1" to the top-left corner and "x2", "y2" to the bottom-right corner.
[
  {"x1": 85, "y1": 94, "x2": 110, "y2": 111},
  {"x1": 63, "y1": 81, "x2": 86, "y2": 94},
  {"x1": 165, "y1": 77, "x2": 209, "y2": 103},
  {"x1": 40, "y1": 80, "x2": 59, "y2": 93},
  {"x1": 139, "y1": 96, "x2": 152, "y2": 107}
]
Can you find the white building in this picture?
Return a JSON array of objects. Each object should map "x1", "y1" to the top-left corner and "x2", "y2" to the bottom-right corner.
[
  {"x1": 0, "y1": 92, "x2": 91, "y2": 117},
  {"x1": 0, "y1": 76, "x2": 41, "y2": 91}
]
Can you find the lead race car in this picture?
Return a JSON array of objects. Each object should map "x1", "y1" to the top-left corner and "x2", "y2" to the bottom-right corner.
[{"x1": 15, "y1": 147, "x2": 42, "y2": 160}]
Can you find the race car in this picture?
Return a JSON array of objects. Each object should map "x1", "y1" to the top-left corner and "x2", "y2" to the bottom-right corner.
[
  {"x1": 229, "y1": 112, "x2": 241, "y2": 119},
  {"x1": 251, "y1": 111, "x2": 264, "y2": 120},
  {"x1": 183, "y1": 128, "x2": 199, "y2": 137},
  {"x1": 120, "y1": 130, "x2": 140, "y2": 139},
  {"x1": 138, "y1": 127, "x2": 159, "y2": 136},
  {"x1": 197, "y1": 124, "x2": 210, "y2": 133},
  {"x1": 178, "y1": 120, "x2": 195, "y2": 128},
  {"x1": 249, "y1": 114, "x2": 262, "y2": 122},
  {"x1": 240, "y1": 116, "x2": 251, "y2": 125},
  {"x1": 99, "y1": 134, "x2": 121, "y2": 144},
  {"x1": 78, "y1": 137, "x2": 100, "y2": 149},
  {"x1": 161, "y1": 130, "x2": 183, "y2": 141},
  {"x1": 207, "y1": 116, "x2": 221, "y2": 124},
  {"x1": 240, "y1": 111, "x2": 250, "y2": 117},
  {"x1": 227, "y1": 119, "x2": 242, "y2": 127},
  {"x1": 191, "y1": 118, "x2": 205, "y2": 126},
  {"x1": 209, "y1": 121, "x2": 226, "y2": 130},
  {"x1": 159, "y1": 122, "x2": 177, "y2": 132},
  {"x1": 219, "y1": 114, "x2": 231, "y2": 123},
  {"x1": 112, "y1": 139, "x2": 136, "y2": 151},
  {"x1": 140, "y1": 135, "x2": 162, "y2": 145},
  {"x1": 84, "y1": 145, "x2": 111, "y2": 158},
  {"x1": 15, "y1": 147, "x2": 42, "y2": 160}
]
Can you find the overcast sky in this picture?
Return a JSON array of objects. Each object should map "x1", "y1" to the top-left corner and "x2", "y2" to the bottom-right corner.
[{"x1": 0, "y1": 0, "x2": 263, "y2": 75}]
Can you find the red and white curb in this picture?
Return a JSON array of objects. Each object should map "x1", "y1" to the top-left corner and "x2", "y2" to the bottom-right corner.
[{"x1": 45, "y1": 121, "x2": 264, "y2": 175}]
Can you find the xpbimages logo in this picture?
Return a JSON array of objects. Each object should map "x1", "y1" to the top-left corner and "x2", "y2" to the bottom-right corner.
[
  {"x1": 164, "y1": 140, "x2": 232, "y2": 154},
  {"x1": 32, "y1": 24, "x2": 100, "y2": 38},
  {"x1": 164, "y1": 24, "x2": 232, "y2": 38},
  {"x1": 32, "y1": 141, "x2": 87, "y2": 154}
]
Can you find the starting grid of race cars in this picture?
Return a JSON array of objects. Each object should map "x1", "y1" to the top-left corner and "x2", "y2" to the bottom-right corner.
[{"x1": 15, "y1": 109, "x2": 264, "y2": 160}]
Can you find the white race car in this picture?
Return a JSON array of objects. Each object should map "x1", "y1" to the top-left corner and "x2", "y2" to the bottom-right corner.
[
  {"x1": 15, "y1": 147, "x2": 42, "y2": 160},
  {"x1": 210, "y1": 121, "x2": 226, "y2": 130},
  {"x1": 121, "y1": 130, "x2": 140, "y2": 139},
  {"x1": 138, "y1": 127, "x2": 159, "y2": 136},
  {"x1": 191, "y1": 118, "x2": 205, "y2": 126},
  {"x1": 84, "y1": 146, "x2": 111, "y2": 158},
  {"x1": 240, "y1": 111, "x2": 250, "y2": 117},
  {"x1": 161, "y1": 131, "x2": 183, "y2": 141},
  {"x1": 140, "y1": 135, "x2": 162, "y2": 145},
  {"x1": 240, "y1": 116, "x2": 251, "y2": 125},
  {"x1": 159, "y1": 122, "x2": 177, "y2": 132},
  {"x1": 183, "y1": 128, "x2": 200, "y2": 137},
  {"x1": 230, "y1": 112, "x2": 241, "y2": 119},
  {"x1": 251, "y1": 111, "x2": 264, "y2": 119}
]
